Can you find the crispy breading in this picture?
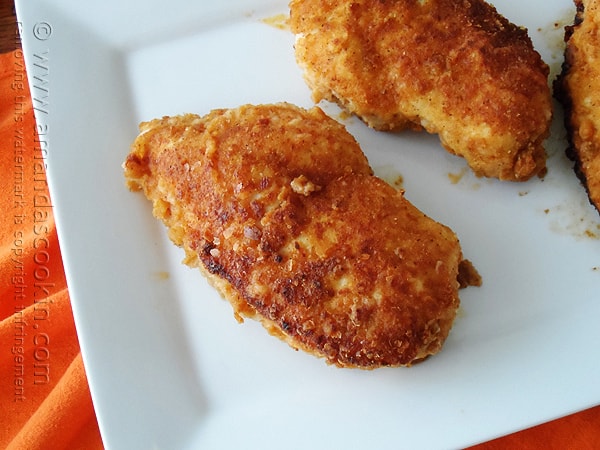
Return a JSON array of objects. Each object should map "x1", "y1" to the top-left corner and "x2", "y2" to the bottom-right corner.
[
  {"x1": 556, "y1": 0, "x2": 600, "y2": 213},
  {"x1": 123, "y1": 103, "x2": 474, "y2": 368},
  {"x1": 289, "y1": 0, "x2": 553, "y2": 181}
]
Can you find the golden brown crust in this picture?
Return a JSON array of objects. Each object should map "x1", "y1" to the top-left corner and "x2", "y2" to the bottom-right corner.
[
  {"x1": 124, "y1": 103, "x2": 469, "y2": 368},
  {"x1": 555, "y1": 0, "x2": 600, "y2": 212},
  {"x1": 457, "y1": 259, "x2": 482, "y2": 289},
  {"x1": 289, "y1": 0, "x2": 552, "y2": 181}
]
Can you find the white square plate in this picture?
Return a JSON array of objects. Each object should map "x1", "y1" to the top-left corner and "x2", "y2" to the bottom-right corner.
[{"x1": 16, "y1": 0, "x2": 600, "y2": 448}]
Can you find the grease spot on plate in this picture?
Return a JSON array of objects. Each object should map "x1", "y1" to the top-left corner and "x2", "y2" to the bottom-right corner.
[
  {"x1": 374, "y1": 166, "x2": 404, "y2": 190},
  {"x1": 447, "y1": 167, "x2": 483, "y2": 192},
  {"x1": 536, "y1": 8, "x2": 575, "y2": 80},
  {"x1": 261, "y1": 13, "x2": 289, "y2": 31},
  {"x1": 153, "y1": 271, "x2": 170, "y2": 281},
  {"x1": 448, "y1": 167, "x2": 468, "y2": 185},
  {"x1": 544, "y1": 199, "x2": 600, "y2": 241}
]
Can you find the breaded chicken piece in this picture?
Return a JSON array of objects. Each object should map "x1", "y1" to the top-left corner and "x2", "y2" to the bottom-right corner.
[
  {"x1": 556, "y1": 0, "x2": 600, "y2": 213},
  {"x1": 123, "y1": 103, "x2": 474, "y2": 368},
  {"x1": 289, "y1": 0, "x2": 553, "y2": 181}
]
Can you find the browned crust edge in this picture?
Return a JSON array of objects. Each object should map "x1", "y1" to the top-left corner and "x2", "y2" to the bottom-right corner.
[{"x1": 554, "y1": 0, "x2": 599, "y2": 212}]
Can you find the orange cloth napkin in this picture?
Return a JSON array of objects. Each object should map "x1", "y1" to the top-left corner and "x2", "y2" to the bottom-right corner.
[
  {"x1": 0, "y1": 50, "x2": 103, "y2": 449},
  {"x1": 1, "y1": 41, "x2": 599, "y2": 450},
  {"x1": 469, "y1": 406, "x2": 600, "y2": 450}
]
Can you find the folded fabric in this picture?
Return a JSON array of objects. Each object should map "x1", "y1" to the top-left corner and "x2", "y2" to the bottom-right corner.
[
  {"x1": 0, "y1": 49, "x2": 103, "y2": 450},
  {"x1": 468, "y1": 406, "x2": 600, "y2": 450}
]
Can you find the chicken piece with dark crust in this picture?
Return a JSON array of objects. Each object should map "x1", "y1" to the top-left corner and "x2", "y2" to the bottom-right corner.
[
  {"x1": 289, "y1": 0, "x2": 553, "y2": 181},
  {"x1": 556, "y1": 0, "x2": 600, "y2": 213},
  {"x1": 123, "y1": 103, "x2": 475, "y2": 368}
]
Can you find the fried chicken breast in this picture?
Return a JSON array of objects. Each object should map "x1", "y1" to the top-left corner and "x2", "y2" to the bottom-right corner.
[
  {"x1": 556, "y1": 0, "x2": 600, "y2": 213},
  {"x1": 123, "y1": 103, "x2": 474, "y2": 368},
  {"x1": 289, "y1": 0, "x2": 553, "y2": 181}
]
